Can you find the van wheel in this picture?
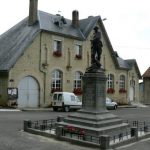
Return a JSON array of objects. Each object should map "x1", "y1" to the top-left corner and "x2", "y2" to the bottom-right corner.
[
  {"x1": 64, "y1": 106, "x2": 70, "y2": 112},
  {"x1": 114, "y1": 105, "x2": 117, "y2": 110},
  {"x1": 53, "y1": 107, "x2": 58, "y2": 111}
]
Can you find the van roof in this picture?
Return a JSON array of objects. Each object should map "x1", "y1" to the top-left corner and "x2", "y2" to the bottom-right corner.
[{"x1": 53, "y1": 92, "x2": 75, "y2": 95}]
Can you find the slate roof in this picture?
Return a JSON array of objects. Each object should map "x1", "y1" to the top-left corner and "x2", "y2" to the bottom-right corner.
[
  {"x1": 38, "y1": 11, "x2": 85, "y2": 40},
  {"x1": 143, "y1": 67, "x2": 150, "y2": 78},
  {"x1": 0, "y1": 10, "x2": 141, "y2": 77},
  {"x1": 0, "y1": 18, "x2": 40, "y2": 71},
  {"x1": 126, "y1": 59, "x2": 142, "y2": 79},
  {"x1": 0, "y1": 11, "x2": 100, "y2": 71}
]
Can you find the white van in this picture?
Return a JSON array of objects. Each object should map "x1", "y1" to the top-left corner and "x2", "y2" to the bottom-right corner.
[{"x1": 51, "y1": 92, "x2": 82, "y2": 112}]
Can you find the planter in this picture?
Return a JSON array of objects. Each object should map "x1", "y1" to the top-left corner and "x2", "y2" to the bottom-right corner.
[
  {"x1": 107, "y1": 88, "x2": 115, "y2": 94},
  {"x1": 119, "y1": 88, "x2": 126, "y2": 94},
  {"x1": 73, "y1": 88, "x2": 82, "y2": 95},
  {"x1": 75, "y1": 54, "x2": 82, "y2": 59},
  {"x1": 53, "y1": 51, "x2": 62, "y2": 57},
  {"x1": 51, "y1": 88, "x2": 62, "y2": 93}
]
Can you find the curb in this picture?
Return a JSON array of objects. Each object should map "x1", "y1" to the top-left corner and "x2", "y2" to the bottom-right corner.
[{"x1": 21, "y1": 108, "x2": 52, "y2": 111}]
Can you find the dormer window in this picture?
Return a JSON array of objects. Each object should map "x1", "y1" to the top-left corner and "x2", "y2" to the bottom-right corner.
[{"x1": 54, "y1": 16, "x2": 67, "y2": 28}]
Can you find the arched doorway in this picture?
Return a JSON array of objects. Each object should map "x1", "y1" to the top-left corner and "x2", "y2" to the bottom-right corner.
[
  {"x1": 129, "y1": 86, "x2": 134, "y2": 101},
  {"x1": 129, "y1": 79, "x2": 135, "y2": 102},
  {"x1": 17, "y1": 76, "x2": 39, "y2": 108}
]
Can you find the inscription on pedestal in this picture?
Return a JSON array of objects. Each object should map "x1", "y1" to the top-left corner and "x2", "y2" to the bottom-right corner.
[
  {"x1": 83, "y1": 85, "x2": 95, "y2": 108},
  {"x1": 82, "y1": 72, "x2": 106, "y2": 110}
]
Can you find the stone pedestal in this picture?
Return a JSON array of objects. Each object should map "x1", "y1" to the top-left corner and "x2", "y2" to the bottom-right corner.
[{"x1": 57, "y1": 69, "x2": 129, "y2": 136}]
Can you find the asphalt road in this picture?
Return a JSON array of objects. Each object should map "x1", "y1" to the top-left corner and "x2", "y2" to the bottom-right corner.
[{"x1": 0, "y1": 107, "x2": 150, "y2": 150}]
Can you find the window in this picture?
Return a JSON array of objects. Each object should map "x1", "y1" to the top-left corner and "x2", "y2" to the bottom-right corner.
[
  {"x1": 74, "y1": 71, "x2": 82, "y2": 88},
  {"x1": 119, "y1": 75, "x2": 125, "y2": 89},
  {"x1": 73, "y1": 71, "x2": 83, "y2": 95},
  {"x1": 75, "y1": 44, "x2": 82, "y2": 59},
  {"x1": 58, "y1": 94, "x2": 62, "y2": 101},
  {"x1": 130, "y1": 79, "x2": 135, "y2": 87},
  {"x1": 119, "y1": 75, "x2": 126, "y2": 93},
  {"x1": 71, "y1": 96, "x2": 75, "y2": 101},
  {"x1": 107, "y1": 74, "x2": 115, "y2": 94},
  {"x1": 53, "y1": 40, "x2": 62, "y2": 57},
  {"x1": 107, "y1": 74, "x2": 114, "y2": 89},
  {"x1": 51, "y1": 70, "x2": 63, "y2": 93}
]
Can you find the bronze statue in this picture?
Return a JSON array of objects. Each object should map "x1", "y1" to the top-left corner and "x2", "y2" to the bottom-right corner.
[
  {"x1": 87, "y1": 26, "x2": 103, "y2": 72},
  {"x1": 91, "y1": 26, "x2": 103, "y2": 64}
]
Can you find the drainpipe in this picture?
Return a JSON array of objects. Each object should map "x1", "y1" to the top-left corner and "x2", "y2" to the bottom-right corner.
[
  {"x1": 39, "y1": 31, "x2": 47, "y2": 105},
  {"x1": 127, "y1": 70, "x2": 129, "y2": 104}
]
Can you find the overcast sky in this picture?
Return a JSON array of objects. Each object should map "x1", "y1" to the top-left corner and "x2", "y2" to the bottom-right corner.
[{"x1": 0, "y1": 0, "x2": 150, "y2": 75}]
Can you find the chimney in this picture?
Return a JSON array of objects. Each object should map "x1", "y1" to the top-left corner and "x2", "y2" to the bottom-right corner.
[
  {"x1": 28, "y1": 0, "x2": 38, "y2": 26},
  {"x1": 72, "y1": 10, "x2": 79, "y2": 28}
]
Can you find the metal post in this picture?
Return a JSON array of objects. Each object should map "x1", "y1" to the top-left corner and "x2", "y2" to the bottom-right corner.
[
  {"x1": 100, "y1": 135, "x2": 112, "y2": 150},
  {"x1": 57, "y1": 116, "x2": 64, "y2": 122},
  {"x1": 56, "y1": 126, "x2": 63, "y2": 138},
  {"x1": 131, "y1": 127, "x2": 138, "y2": 139},
  {"x1": 24, "y1": 120, "x2": 31, "y2": 131},
  {"x1": 144, "y1": 122, "x2": 148, "y2": 132}
]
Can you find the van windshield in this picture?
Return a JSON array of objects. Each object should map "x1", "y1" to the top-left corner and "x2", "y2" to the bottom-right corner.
[
  {"x1": 53, "y1": 94, "x2": 57, "y2": 100},
  {"x1": 58, "y1": 94, "x2": 62, "y2": 101},
  {"x1": 53, "y1": 94, "x2": 62, "y2": 101}
]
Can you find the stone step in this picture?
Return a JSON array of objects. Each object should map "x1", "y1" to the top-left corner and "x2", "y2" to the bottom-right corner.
[
  {"x1": 68, "y1": 112, "x2": 119, "y2": 122},
  {"x1": 64, "y1": 117, "x2": 123, "y2": 128},
  {"x1": 58, "y1": 121, "x2": 129, "y2": 135}
]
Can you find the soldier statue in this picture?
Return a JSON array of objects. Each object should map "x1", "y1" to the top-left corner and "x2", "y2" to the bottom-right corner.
[{"x1": 87, "y1": 26, "x2": 103, "y2": 72}]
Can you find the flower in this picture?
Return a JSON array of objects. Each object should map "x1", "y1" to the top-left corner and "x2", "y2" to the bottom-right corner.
[
  {"x1": 53, "y1": 51, "x2": 62, "y2": 57},
  {"x1": 79, "y1": 129, "x2": 85, "y2": 135},
  {"x1": 51, "y1": 88, "x2": 62, "y2": 93},
  {"x1": 75, "y1": 54, "x2": 82, "y2": 59},
  {"x1": 65, "y1": 126, "x2": 85, "y2": 135},
  {"x1": 107, "y1": 88, "x2": 115, "y2": 94},
  {"x1": 73, "y1": 88, "x2": 82, "y2": 95},
  {"x1": 119, "y1": 88, "x2": 126, "y2": 93}
]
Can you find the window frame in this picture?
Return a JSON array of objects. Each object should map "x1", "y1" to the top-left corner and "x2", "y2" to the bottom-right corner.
[
  {"x1": 75, "y1": 44, "x2": 82, "y2": 59},
  {"x1": 53, "y1": 40, "x2": 62, "y2": 57},
  {"x1": 74, "y1": 71, "x2": 83, "y2": 89},
  {"x1": 107, "y1": 74, "x2": 114, "y2": 89},
  {"x1": 51, "y1": 70, "x2": 63, "y2": 93},
  {"x1": 53, "y1": 40, "x2": 62, "y2": 52},
  {"x1": 73, "y1": 71, "x2": 83, "y2": 95},
  {"x1": 119, "y1": 75, "x2": 125, "y2": 89}
]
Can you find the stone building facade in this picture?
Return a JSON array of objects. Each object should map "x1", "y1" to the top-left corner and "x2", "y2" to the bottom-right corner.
[
  {"x1": 0, "y1": 0, "x2": 141, "y2": 107},
  {"x1": 141, "y1": 67, "x2": 150, "y2": 104}
]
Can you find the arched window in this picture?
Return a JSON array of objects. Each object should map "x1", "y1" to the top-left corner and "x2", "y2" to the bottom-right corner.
[
  {"x1": 107, "y1": 74, "x2": 115, "y2": 94},
  {"x1": 51, "y1": 70, "x2": 63, "y2": 93},
  {"x1": 119, "y1": 75, "x2": 126, "y2": 93},
  {"x1": 73, "y1": 71, "x2": 83, "y2": 95}
]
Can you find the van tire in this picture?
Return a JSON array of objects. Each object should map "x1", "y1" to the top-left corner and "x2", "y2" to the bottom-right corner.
[
  {"x1": 114, "y1": 105, "x2": 117, "y2": 110},
  {"x1": 53, "y1": 107, "x2": 58, "y2": 111},
  {"x1": 64, "y1": 106, "x2": 70, "y2": 112}
]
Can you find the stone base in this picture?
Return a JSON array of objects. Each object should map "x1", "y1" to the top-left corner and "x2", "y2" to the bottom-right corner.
[
  {"x1": 57, "y1": 68, "x2": 129, "y2": 137},
  {"x1": 57, "y1": 109, "x2": 129, "y2": 137}
]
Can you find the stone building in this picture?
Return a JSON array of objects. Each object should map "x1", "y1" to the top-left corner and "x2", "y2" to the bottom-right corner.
[
  {"x1": 141, "y1": 67, "x2": 150, "y2": 104},
  {"x1": 0, "y1": 0, "x2": 141, "y2": 108}
]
